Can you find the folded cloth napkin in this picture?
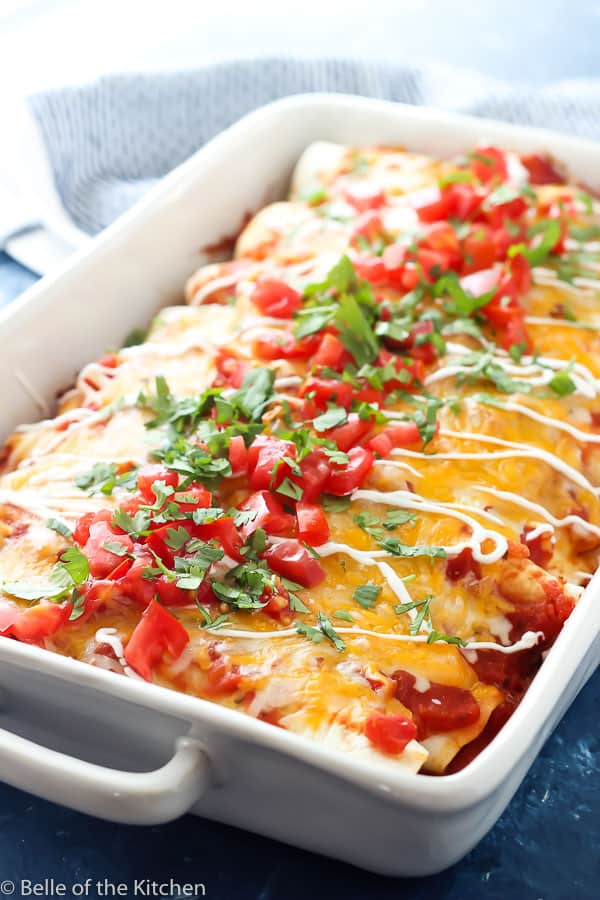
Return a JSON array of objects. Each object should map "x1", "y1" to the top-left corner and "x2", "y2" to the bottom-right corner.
[{"x1": 7, "y1": 57, "x2": 600, "y2": 271}]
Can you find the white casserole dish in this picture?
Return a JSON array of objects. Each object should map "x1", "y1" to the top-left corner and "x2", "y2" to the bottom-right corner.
[{"x1": 0, "y1": 94, "x2": 599, "y2": 876}]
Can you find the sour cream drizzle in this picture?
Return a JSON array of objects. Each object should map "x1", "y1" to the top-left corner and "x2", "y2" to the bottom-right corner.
[
  {"x1": 208, "y1": 624, "x2": 544, "y2": 654},
  {"x1": 94, "y1": 627, "x2": 143, "y2": 680},
  {"x1": 352, "y1": 488, "x2": 508, "y2": 564},
  {"x1": 435, "y1": 429, "x2": 598, "y2": 496},
  {"x1": 466, "y1": 397, "x2": 600, "y2": 444},
  {"x1": 476, "y1": 486, "x2": 600, "y2": 538}
]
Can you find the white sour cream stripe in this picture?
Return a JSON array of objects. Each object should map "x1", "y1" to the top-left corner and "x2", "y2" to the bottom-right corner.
[
  {"x1": 466, "y1": 397, "x2": 600, "y2": 445},
  {"x1": 207, "y1": 625, "x2": 544, "y2": 654},
  {"x1": 352, "y1": 488, "x2": 508, "y2": 564},
  {"x1": 434, "y1": 429, "x2": 598, "y2": 496},
  {"x1": 476, "y1": 486, "x2": 600, "y2": 539}
]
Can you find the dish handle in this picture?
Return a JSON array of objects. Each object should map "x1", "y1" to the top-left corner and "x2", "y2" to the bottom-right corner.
[{"x1": 0, "y1": 729, "x2": 208, "y2": 824}]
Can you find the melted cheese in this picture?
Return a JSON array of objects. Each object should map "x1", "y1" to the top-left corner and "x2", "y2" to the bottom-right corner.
[{"x1": 0, "y1": 142, "x2": 597, "y2": 776}]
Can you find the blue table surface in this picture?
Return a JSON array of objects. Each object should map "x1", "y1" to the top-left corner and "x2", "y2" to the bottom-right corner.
[{"x1": 1, "y1": 247, "x2": 599, "y2": 900}]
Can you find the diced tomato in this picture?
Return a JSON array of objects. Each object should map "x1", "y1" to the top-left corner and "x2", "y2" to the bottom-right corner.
[
  {"x1": 254, "y1": 330, "x2": 321, "y2": 361},
  {"x1": 262, "y1": 539, "x2": 325, "y2": 588},
  {"x1": 522, "y1": 528, "x2": 553, "y2": 568},
  {"x1": 413, "y1": 187, "x2": 453, "y2": 223},
  {"x1": 98, "y1": 352, "x2": 120, "y2": 368},
  {"x1": 72, "y1": 509, "x2": 113, "y2": 546},
  {"x1": 520, "y1": 153, "x2": 564, "y2": 186},
  {"x1": 192, "y1": 517, "x2": 244, "y2": 562},
  {"x1": 350, "y1": 210, "x2": 385, "y2": 249},
  {"x1": 376, "y1": 348, "x2": 424, "y2": 392},
  {"x1": 502, "y1": 314, "x2": 532, "y2": 354},
  {"x1": 393, "y1": 670, "x2": 481, "y2": 740},
  {"x1": 311, "y1": 333, "x2": 349, "y2": 371},
  {"x1": 415, "y1": 247, "x2": 453, "y2": 280},
  {"x1": 446, "y1": 183, "x2": 483, "y2": 220},
  {"x1": 462, "y1": 225, "x2": 498, "y2": 275},
  {"x1": 214, "y1": 347, "x2": 250, "y2": 389},
  {"x1": 205, "y1": 645, "x2": 242, "y2": 696},
  {"x1": 352, "y1": 252, "x2": 388, "y2": 284},
  {"x1": 83, "y1": 521, "x2": 134, "y2": 579},
  {"x1": 251, "y1": 280, "x2": 302, "y2": 319},
  {"x1": 485, "y1": 196, "x2": 528, "y2": 227},
  {"x1": 325, "y1": 446, "x2": 374, "y2": 495},
  {"x1": 248, "y1": 435, "x2": 297, "y2": 491},
  {"x1": 261, "y1": 583, "x2": 291, "y2": 622},
  {"x1": 423, "y1": 221, "x2": 461, "y2": 259},
  {"x1": 325, "y1": 412, "x2": 373, "y2": 452},
  {"x1": 0, "y1": 604, "x2": 20, "y2": 634},
  {"x1": 124, "y1": 598, "x2": 189, "y2": 681},
  {"x1": 345, "y1": 187, "x2": 386, "y2": 213},
  {"x1": 146, "y1": 523, "x2": 187, "y2": 567},
  {"x1": 507, "y1": 579, "x2": 574, "y2": 648},
  {"x1": 238, "y1": 491, "x2": 295, "y2": 537},
  {"x1": 296, "y1": 502, "x2": 330, "y2": 546},
  {"x1": 368, "y1": 422, "x2": 421, "y2": 458},
  {"x1": 445, "y1": 547, "x2": 481, "y2": 582},
  {"x1": 354, "y1": 385, "x2": 384, "y2": 406},
  {"x1": 491, "y1": 223, "x2": 522, "y2": 259},
  {"x1": 11, "y1": 602, "x2": 71, "y2": 644},
  {"x1": 172, "y1": 485, "x2": 213, "y2": 514},
  {"x1": 290, "y1": 448, "x2": 332, "y2": 503},
  {"x1": 367, "y1": 431, "x2": 393, "y2": 458},
  {"x1": 117, "y1": 554, "x2": 158, "y2": 609},
  {"x1": 364, "y1": 712, "x2": 418, "y2": 755},
  {"x1": 470, "y1": 146, "x2": 508, "y2": 183},
  {"x1": 136, "y1": 464, "x2": 179, "y2": 502},
  {"x1": 390, "y1": 320, "x2": 438, "y2": 364},
  {"x1": 154, "y1": 578, "x2": 195, "y2": 608},
  {"x1": 299, "y1": 376, "x2": 353, "y2": 412},
  {"x1": 228, "y1": 434, "x2": 248, "y2": 477},
  {"x1": 509, "y1": 254, "x2": 532, "y2": 296}
]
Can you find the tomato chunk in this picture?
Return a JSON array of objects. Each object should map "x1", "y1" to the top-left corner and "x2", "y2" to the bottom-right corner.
[
  {"x1": 251, "y1": 280, "x2": 302, "y2": 318},
  {"x1": 248, "y1": 435, "x2": 297, "y2": 491},
  {"x1": 214, "y1": 347, "x2": 249, "y2": 388},
  {"x1": 364, "y1": 712, "x2": 418, "y2": 755},
  {"x1": 262, "y1": 539, "x2": 325, "y2": 588},
  {"x1": 367, "y1": 422, "x2": 421, "y2": 458},
  {"x1": 137, "y1": 464, "x2": 178, "y2": 501},
  {"x1": 393, "y1": 670, "x2": 481, "y2": 739},
  {"x1": 124, "y1": 599, "x2": 189, "y2": 681},
  {"x1": 254, "y1": 330, "x2": 320, "y2": 361},
  {"x1": 228, "y1": 435, "x2": 248, "y2": 477},
  {"x1": 299, "y1": 376, "x2": 353, "y2": 412},
  {"x1": 290, "y1": 448, "x2": 332, "y2": 503},
  {"x1": 11, "y1": 603, "x2": 71, "y2": 644},
  {"x1": 311, "y1": 333, "x2": 349, "y2": 371},
  {"x1": 83, "y1": 521, "x2": 134, "y2": 578},
  {"x1": 325, "y1": 412, "x2": 372, "y2": 452},
  {"x1": 470, "y1": 146, "x2": 507, "y2": 183},
  {"x1": 238, "y1": 491, "x2": 295, "y2": 537},
  {"x1": 325, "y1": 446, "x2": 374, "y2": 495},
  {"x1": 296, "y1": 502, "x2": 330, "y2": 546}
]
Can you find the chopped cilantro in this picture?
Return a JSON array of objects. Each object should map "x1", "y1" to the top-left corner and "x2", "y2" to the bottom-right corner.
[
  {"x1": 46, "y1": 518, "x2": 73, "y2": 539},
  {"x1": 353, "y1": 583, "x2": 382, "y2": 609},
  {"x1": 313, "y1": 405, "x2": 348, "y2": 432}
]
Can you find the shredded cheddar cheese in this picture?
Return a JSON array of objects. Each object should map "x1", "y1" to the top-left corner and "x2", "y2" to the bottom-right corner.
[{"x1": 0, "y1": 141, "x2": 596, "y2": 775}]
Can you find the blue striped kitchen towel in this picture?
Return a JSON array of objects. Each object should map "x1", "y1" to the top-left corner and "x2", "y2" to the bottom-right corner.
[{"x1": 22, "y1": 57, "x2": 600, "y2": 237}]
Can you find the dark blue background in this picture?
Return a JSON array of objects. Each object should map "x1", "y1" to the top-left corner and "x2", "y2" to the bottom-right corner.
[{"x1": 2, "y1": 4, "x2": 600, "y2": 888}]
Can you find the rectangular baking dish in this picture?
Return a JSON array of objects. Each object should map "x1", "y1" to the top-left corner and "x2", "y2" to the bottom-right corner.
[{"x1": 0, "y1": 94, "x2": 599, "y2": 877}]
